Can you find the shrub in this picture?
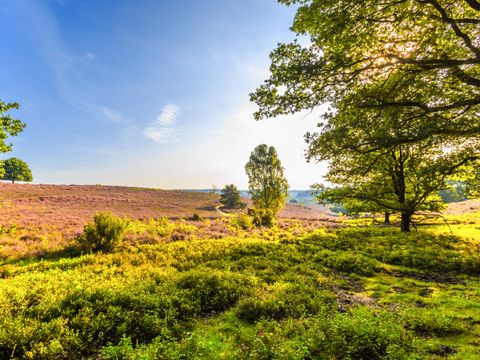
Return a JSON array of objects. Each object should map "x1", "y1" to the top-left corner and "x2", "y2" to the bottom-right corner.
[
  {"x1": 237, "y1": 308, "x2": 421, "y2": 359},
  {"x1": 76, "y1": 212, "x2": 127, "y2": 252},
  {"x1": 311, "y1": 308, "x2": 420, "y2": 359},
  {"x1": 402, "y1": 308, "x2": 465, "y2": 337},
  {"x1": 177, "y1": 270, "x2": 252, "y2": 314},
  {"x1": 45, "y1": 287, "x2": 179, "y2": 356},
  {"x1": 314, "y1": 250, "x2": 381, "y2": 276},
  {"x1": 229, "y1": 214, "x2": 254, "y2": 230},
  {"x1": 191, "y1": 213, "x2": 201, "y2": 221},
  {"x1": 236, "y1": 286, "x2": 336, "y2": 323},
  {"x1": 248, "y1": 208, "x2": 276, "y2": 227}
]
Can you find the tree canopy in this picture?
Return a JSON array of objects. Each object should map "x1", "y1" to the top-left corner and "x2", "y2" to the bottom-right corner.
[
  {"x1": 2, "y1": 157, "x2": 33, "y2": 184},
  {"x1": 308, "y1": 100, "x2": 479, "y2": 231},
  {"x1": 245, "y1": 144, "x2": 289, "y2": 226},
  {"x1": 252, "y1": 0, "x2": 480, "y2": 153},
  {"x1": 219, "y1": 184, "x2": 245, "y2": 209},
  {"x1": 252, "y1": 0, "x2": 480, "y2": 137},
  {"x1": 0, "y1": 100, "x2": 26, "y2": 153}
]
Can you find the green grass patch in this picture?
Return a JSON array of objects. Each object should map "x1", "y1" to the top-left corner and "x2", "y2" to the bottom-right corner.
[{"x1": 0, "y1": 224, "x2": 479, "y2": 358}]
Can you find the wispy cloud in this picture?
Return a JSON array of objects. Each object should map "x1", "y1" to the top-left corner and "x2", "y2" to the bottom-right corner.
[
  {"x1": 143, "y1": 104, "x2": 181, "y2": 143},
  {"x1": 154, "y1": 104, "x2": 181, "y2": 126},
  {"x1": 84, "y1": 52, "x2": 95, "y2": 60},
  {"x1": 100, "y1": 106, "x2": 127, "y2": 124}
]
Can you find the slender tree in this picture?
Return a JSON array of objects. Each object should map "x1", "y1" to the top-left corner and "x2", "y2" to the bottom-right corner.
[{"x1": 245, "y1": 144, "x2": 289, "y2": 226}]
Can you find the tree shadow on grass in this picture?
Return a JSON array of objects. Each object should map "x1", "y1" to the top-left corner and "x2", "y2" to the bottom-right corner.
[
  {"x1": 0, "y1": 244, "x2": 84, "y2": 268},
  {"x1": 35, "y1": 244, "x2": 83, "y2": 261}
]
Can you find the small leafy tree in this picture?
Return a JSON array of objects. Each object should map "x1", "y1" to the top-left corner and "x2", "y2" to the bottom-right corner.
[
  {"x1": 2, "y1": 157, "x2": 32, "y2": 183},
  {"x1": 219, "y1": 184, "x2": 244, "y2": 209},
  {"x1": 210, "y1": 185, "x2": 218, "y2": 195},
  {"x1": 245, "y1": 144, "x2": 289, "y2": 226}
]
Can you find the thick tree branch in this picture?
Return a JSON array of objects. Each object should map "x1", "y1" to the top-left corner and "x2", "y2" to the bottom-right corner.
[
  {"x1": 358, "y1": 96, "x2": 480, "y2": 113},
  {"x1": 424, "y1": 0, "x2": 480, "y2": 59},
  {"x1": 464, "y1": 0, "x2": 480, "y2": 11}
]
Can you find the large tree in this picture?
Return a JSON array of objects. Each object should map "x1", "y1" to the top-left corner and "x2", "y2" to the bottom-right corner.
[
  {"x1": 245, "y1": 144, "x2": 289, "y2": 226},
  {"x1": 252, "y1": 1, "x2": 480, "y2": 143},
  {"x1": 251, "y1": 1, "x2": 480, "y2": 230},
  {"x1": 309, "y1": 101, "x2": 479, "y2": 231}
]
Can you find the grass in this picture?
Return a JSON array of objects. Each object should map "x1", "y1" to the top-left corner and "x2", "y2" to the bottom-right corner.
[
  {"x1": 0, "y1": 218, "x2": 479, "y2": 358},
  {"x1": 0, "y1": 184, "x2": 479, "y2": 358}
]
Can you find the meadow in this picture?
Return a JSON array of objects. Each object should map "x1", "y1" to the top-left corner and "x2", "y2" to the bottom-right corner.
[{"x1": 0, "y1": 184, "x2": 479, "y2": 359}]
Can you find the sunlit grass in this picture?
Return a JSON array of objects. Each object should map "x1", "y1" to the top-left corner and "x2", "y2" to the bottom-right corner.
[{"x1": 0, "y1": 195, "x2": 479, "y2": 358}]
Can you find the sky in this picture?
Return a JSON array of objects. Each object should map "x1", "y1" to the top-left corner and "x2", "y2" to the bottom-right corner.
[{"x1": 0, "y1": 0, "x2": 328, "y2": 189}]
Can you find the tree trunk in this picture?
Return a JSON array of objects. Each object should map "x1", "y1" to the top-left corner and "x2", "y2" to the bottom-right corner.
[
  {"x1": 384, "y1": 211, "x2": 390, "y2": 224},
  {"x1": 11, "y1": 180, "x2": 14, "y2": 184},
  {"x1": 400, "y1": 213, "x2": 411, "y2": 232}
]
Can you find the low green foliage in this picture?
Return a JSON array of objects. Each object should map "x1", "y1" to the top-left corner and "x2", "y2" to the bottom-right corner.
[
  {"x1": 402, "y1": 308, "x2": 466, "y2": 337},
  {"x1": 237, "y1": 284, "x2": 335, "y2": 322},
  {"x1": 0, "y1": 220, "x2": 479, "y2": 358},
  {"x1": 314, "y1": 249, "x2": 381, "y2": 276},
  {"x1": 248, "y1": 208, "x2": 276, "y2": 227},
  {"x1": 76, "y1": 212, "x2": 127, "y2": 252},
  {"x1": 229, "y1": 213, "x2": 254, "y2": 230}
]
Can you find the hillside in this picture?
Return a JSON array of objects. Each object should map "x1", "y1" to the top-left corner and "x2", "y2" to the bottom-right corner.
[
  {"x1": 0, "y1": 183, "x2": 334, "y2": 259},
  {"x1": 0, "y1": 183, "x2": 333, "y2": 229}
]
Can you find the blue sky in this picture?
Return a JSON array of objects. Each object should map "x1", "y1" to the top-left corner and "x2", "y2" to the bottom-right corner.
[{"x1": 0, "y1": 0, "x2": 327, "y2": 189}]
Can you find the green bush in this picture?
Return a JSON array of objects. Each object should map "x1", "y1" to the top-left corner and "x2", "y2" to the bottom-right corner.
[
  {"x1": 237, "y1": 285, "x2": 336, "y2": 323},
  {"x1": 309, "y1": 308, "x2": 420, "y2": 359},
  {"x1": 402, "y1": 308, "x2": 465, "y2": 337},
  {"x1": 41, "y1": 287, "x2": 179, "y2": 357},
  {"x1": 236, "y1": 308, "x2": 421, "y2": 359},
  {"x1": 191, "y1": 213, "x2": 201, "y2": 221},
  {"x1": 229, "y1": 213, "x2": 254, "y2": 230},
  {"x1": 177, "y1": 270, "x2": 251, "y2": 314},
  {"x1": 76, "y1": 212, "x2": 127, "y2": 252},
  {"x1": 248, "y1": 208, "x2": 276, "y2": 227},
  {"x1": 314, "y1": 250, "x2": 381, "y2": 276}
]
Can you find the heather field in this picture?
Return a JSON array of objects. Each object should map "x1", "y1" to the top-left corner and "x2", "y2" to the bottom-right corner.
[
  {"x1": 0, "y1": 184, "x2": 332, "y2": 259},
  {"x1": 0, "y1": 184, "x2": 479, "y2": 359}
]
